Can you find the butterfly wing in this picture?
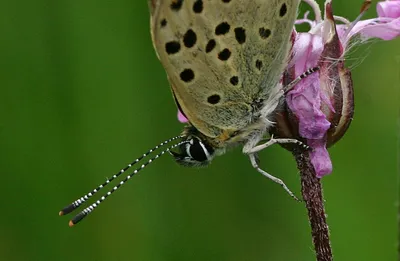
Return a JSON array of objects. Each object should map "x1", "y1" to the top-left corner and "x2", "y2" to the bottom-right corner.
[{"x1": 150, "y1": 0, "x2": 300, "y2": 138}]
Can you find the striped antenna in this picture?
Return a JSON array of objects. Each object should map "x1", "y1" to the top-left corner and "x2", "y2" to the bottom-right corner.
[
  {"x1": 65, "y1": 140, "x2": 188, "y2": 227},
  {"x1": 59, "y1": 135, "x2": 183, "y2": 217},
  {"x1": 283, "y1": 67, "x2": 320, "y2": 94}
]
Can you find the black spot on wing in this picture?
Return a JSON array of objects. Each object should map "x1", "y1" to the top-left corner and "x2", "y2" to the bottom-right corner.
[
  {"x1": 215, "y1": 22, "x2": 230, "y2": 35},
  {"x1": 234, "y1": 27, "x2": 246, "y2": 44},
  {"x1": 180, "y1": 69, "x2": 195, "y2": 82},
  {"x1": 171, "y1": 0, "x2": 183, "y2": 11},
  {"x1": 279, "y1": 3, "x2": 287, "y2": 17},
  {"x1": 183, "y1": 29, "x2": 197, "y2": 48},
  {"x1": 256, "y1": 60, "x2": 263, "y2": 70},
  {"x1": 165, "y1": 41, "x2": 181, "y2": 54},
  {"x1": 230, "y1": 76, "x2": 239, "y2": 86},
  {"x1": 206, "y1": 39, "x2": 216, "y2": 53},
  {"x1": 259, "y1": 28, "x2": 271, "y2": 39},
  {"x1": 218, "y1": 49, "x2": 231, "y2": 61},
  {"x1": 193, "y1": 0, "x2": 203, "y2": 13},
  {"x1": 207, "y1": 95, "x2": 221, "y2": 104}
]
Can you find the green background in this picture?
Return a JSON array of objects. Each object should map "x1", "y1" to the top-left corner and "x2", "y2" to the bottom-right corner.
[{"x1": 0, "y1": 0, "x2": 398, "y2": 260}]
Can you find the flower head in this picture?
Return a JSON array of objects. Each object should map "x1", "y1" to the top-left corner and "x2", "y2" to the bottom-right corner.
[
  {"x1": 275, "y1": 0, "x2": 400, "y2": 177},
  {"x1": 176, "y1": 0, "x2": 400, "y2": 178}
]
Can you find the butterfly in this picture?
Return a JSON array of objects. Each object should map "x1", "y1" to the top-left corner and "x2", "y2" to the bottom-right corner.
[{"x1": 60, "y1": 0, "x2": 316, "y2": 226}]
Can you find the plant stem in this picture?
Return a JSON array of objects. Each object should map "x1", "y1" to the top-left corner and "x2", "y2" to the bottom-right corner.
[{"x1": 293, "y1": 149, "x2": 333, "y2": 261}]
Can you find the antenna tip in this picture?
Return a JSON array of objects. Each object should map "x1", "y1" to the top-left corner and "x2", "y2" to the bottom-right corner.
[
  {"x1": 59, "y1": 204, "x2": 77, "y2": 215},
  {"x1": 68, "y1": 220, "x2": 75, "y2": 227}
]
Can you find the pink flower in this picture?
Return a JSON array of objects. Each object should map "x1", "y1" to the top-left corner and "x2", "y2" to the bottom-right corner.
[{"x1": 279, "y1": 0, "x2": 400, "y2": 177}]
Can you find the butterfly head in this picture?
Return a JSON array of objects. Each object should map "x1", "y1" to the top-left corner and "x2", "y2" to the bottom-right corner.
[{"x1": 170, "y1": 126, "x2": 219, "y2": 167}]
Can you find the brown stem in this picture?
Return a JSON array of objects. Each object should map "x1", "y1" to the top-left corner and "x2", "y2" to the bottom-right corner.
[{"x1": 293, "y1": 149, "x2": 333, "y2": 261}]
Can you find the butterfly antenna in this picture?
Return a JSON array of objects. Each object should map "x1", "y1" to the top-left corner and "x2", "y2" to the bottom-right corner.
[
  {"x1": 59, "y1": 135, "x2": 183, "y2": 216},
  {"x1": 283, "y1": 67, "x2": 320, "y2": 94},
  {"x1": 66, "y1": 140, "x2": 188, "y2": 227}
]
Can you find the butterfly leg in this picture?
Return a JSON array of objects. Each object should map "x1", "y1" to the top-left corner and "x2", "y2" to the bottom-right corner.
[
  {"x1": 248, "y1": 153, "x2": 299, "y2": 201},
  {"x1": 245, "y1": 134, "x2": 308, "y2": 154}
]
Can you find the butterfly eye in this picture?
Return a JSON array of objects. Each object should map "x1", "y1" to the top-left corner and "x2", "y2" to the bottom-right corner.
[
  {"x1": 170, "y1": 136, "x2": 214, "y2": 167},
  {"x1": 187, "y1": 138, "x2": 212, "y2": 162}
]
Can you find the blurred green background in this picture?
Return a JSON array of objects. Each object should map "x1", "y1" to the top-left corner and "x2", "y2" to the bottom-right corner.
[{"x1": 0, "y1": 0, "x2": 398, "y2": 260}]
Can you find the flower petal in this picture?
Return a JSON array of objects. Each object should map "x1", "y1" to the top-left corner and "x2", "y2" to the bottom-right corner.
[
  {"x1": 308, "y1": 139, "x2": 332, "y2": 177},
  {"x1": 293, "y1": 33, "x2": 324, "y2": 72},
  {"x1": 352, "y1": 18, "x2": 400, "y2": 41},
  {"x1": 377, "y1": 0, "x2": 400, "y2": 19},
  {"x1": 177, "y1": 110, "x2": 188, "y2": 123},
  {"x1": 287, "y1": 32, "x2": 330, "y2": 140},
  {"x1": 287, "y1": 75, "x2": 331, "y2": 140}
]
